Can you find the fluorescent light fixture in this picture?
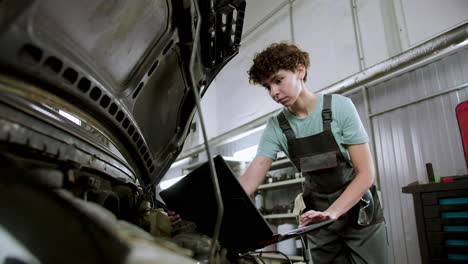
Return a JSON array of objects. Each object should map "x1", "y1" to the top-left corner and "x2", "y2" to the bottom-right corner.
[
  {"x1": 58, "y1": 110, "x2": 81, "y2": 125},
  {"x1": 159, "y1": 175, "x2": 186, "y2": 190},
  {"x1": 221, "y1": 124, "x2": 266, "y2": 145},
  {"x1": 170, "y1": 157, "x2": 190, "y2": 168},
  {"x1": 233, "y1": 145, "x2": 258, "y2": 161}
]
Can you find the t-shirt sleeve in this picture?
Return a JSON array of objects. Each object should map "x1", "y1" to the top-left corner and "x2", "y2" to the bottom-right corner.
[
  {"x1": 338, "y1": 96, "x2": 369, "y2": 145},
  {"x1": 256, "y1": 118, "x2": 281, "y2": 160}
]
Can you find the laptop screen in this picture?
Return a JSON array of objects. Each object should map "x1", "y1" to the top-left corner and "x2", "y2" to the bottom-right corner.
[{"x1": 160, "y1": 155, "x2": 274, "y2": 252}]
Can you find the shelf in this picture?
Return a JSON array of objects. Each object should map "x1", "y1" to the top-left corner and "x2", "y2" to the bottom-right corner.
[
  {"x1": 263, "y1": 213, "x2": 296, "y2": 219},
  {"x1": 257, "y1": 253, "x2": 303, "y2": 261},
  {"x1": 258, "y1": 178, "x2": 304, "y2": 190},
  {"x1": 270, "y1": 158, "x2": 293, "y2": 170}
]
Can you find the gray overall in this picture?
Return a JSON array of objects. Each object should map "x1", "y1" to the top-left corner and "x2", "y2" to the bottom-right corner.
[{"x1": 277, "y1": 94, "x2": 389, "y2": 263}]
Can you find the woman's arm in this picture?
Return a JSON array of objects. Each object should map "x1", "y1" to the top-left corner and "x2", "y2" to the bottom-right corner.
[
  {"x1": 238, "y1": 155, "x2": 273, "y2": 195},
  {"x1": 299, "y1": 142, "x2": 375, "y2": 226}
]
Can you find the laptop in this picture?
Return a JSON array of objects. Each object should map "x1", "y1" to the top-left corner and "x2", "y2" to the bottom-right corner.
[{"x1": 159, "y1": 155, "x2": 334, "y2": 253}]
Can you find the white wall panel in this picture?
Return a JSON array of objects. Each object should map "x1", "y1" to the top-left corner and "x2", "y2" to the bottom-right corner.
[
  {"x1": 368, "y1": 48, "x2": 468, "y2": 264},
  {"x1": 195, "y1": 1, "x2": 468, "y2": 143},
  {"x1": 396, "y1": 0, "x2": 468, "y2": 47},
  {"x1": 242, "y1": 0, "x2": 286, "y2": 39},
  {"x1": 373, "y1": 113, "x2": 418, "y2": 264},
  {"x1": 356, "y1": 0, "x2": 390, "y2": 66},
  {"x1": 204, "y1": 7, "x2": 291, "y2": 137},
  {"x1": 193, "y1": 0, "x2": 467, "y2": 144},
  {"x1": 293, "y1": 0, "x2": 360, "y2": 91}
]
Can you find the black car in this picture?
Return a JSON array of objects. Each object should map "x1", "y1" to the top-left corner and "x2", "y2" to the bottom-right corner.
[{"x1": 0, "y1": 0, "x2": 246, "y2": 263}]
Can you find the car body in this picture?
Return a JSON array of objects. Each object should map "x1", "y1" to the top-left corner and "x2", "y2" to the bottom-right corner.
[{"x1": 0, "y1": 0, "x2": 246, "y2": 263}]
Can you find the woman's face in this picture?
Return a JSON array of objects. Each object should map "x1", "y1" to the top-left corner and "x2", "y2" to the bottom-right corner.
[{"x1": 262, "y1": 66, "x2": 305, "y2": 107}]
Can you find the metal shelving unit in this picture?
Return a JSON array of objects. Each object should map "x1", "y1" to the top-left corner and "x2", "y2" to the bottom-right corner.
[
  {"x1": 259, "y1": 158, "x2": 302, "y2": 220},
  {"x1": 256, "y1": 157, "x2": 305, "y2": 262}
]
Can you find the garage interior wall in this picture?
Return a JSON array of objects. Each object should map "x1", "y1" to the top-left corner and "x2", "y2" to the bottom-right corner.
[
  {"x1": 347, "y1": 49, "x2": 468, "y2": 264},
  {"x1": 166, "y1": 1, "x2": 468, "y2": 263},
  {"x1": 195, "y1": 0, "x2": 467, "y2": 140}
]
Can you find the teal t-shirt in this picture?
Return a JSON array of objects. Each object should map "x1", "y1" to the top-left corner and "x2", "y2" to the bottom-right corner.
[{"x1": 257, "y1": 94, "x2": 368, "y2": 163}]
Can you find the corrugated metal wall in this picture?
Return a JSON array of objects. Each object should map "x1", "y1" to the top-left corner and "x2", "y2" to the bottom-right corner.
[{"x1": 349, "y1": 47, "x2": 468, "y2": 264}]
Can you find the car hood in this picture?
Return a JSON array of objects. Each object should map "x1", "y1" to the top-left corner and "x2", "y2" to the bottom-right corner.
[{"x1": 0, "y1": 0, "x2": 245, "y2": 187}]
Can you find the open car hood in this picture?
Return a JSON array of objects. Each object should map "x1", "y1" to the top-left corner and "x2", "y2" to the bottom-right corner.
[{"x1": 0, "y1": 0, "x2": 245, "y2": 188}]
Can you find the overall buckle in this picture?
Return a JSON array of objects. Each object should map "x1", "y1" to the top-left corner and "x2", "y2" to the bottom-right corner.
[{"x1": 322, "y1": 109, "x2": 332, "y2": 121}]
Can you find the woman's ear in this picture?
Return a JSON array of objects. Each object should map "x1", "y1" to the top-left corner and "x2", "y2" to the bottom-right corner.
[{"x1": 296, "y1": 64, "x2": 306, "y2": 80}]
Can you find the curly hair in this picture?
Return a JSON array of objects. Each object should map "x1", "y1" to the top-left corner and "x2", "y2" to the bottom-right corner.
[{"x1": 247, "y1": 42, "x2": 310, "y2": 85}]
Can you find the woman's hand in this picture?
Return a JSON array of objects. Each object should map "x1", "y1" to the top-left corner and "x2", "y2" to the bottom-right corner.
[
  {"x1": 168, "y1": 211, "x2": 182, "y2": 226},
  {"x1": 299, "y1": 209, "x2": 338, "y2": 227}
]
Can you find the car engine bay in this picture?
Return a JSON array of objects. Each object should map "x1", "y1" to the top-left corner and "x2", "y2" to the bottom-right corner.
[{"x1": 0, "y1": 0, "x2": 259, "y2": 263}]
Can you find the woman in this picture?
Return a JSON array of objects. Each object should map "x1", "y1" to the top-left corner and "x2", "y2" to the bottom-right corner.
[{"x1": 238, "y1": 42, "x2": 390, "y2": 263}]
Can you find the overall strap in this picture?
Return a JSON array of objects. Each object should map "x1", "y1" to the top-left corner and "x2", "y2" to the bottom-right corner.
[
  {"x1": 322, "y1": 94, "x2": 333, "y2": 131},
  {"x1": 277, "y1": 110, "x2": 296, "y2": 140}
]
